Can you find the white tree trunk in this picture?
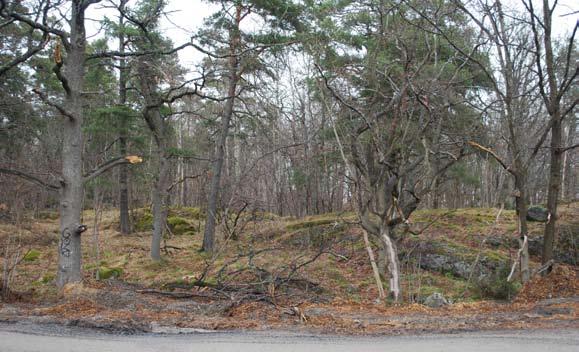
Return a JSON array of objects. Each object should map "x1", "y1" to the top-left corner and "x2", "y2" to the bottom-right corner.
[
  {"x1": 362, "y1": 230, "x2": 386, "y2": 300},
  {"x1": 380, "y1": 228, "x2": 401, "y2": 302}
]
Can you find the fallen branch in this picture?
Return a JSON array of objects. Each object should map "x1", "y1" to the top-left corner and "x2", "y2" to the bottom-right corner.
[{"x1": 136, "y1": 289, "x2": 219, "y2": 299}]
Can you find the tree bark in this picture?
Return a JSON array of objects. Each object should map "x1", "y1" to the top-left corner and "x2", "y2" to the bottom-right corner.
[
  {"x1": 543, "y1": 112, "x2": 562, "y2": 264},
  {"x1": 151, "y1": 152, "x2": 169, "y2": 261},
  {"x1": 56, "y1": 1, "x2": 88, "y2": 288}
]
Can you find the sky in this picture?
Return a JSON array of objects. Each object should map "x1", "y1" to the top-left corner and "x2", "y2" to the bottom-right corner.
[{"x1": 86, "y1": 0, "x2": 578, "y2": 68}]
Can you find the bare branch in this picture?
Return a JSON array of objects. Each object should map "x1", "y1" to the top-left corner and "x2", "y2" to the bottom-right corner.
[
  {"x1": 83, "y1": 155, "x2": 142, "y2": 183},
  {"x1": 0, "y1": 168, "x2": 60, "y2": 191},
  {"x1": 468, "y1": 141, "x2": 512, "y2": 173},
  {"x1": 32, "y1": 88, "x2": 74, "y2": 120}
]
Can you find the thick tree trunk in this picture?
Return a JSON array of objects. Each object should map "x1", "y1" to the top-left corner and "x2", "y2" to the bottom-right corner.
[
  {"x1": 56, "y1": 2, "x2": 87, "y2": 288},
  {"x1": 202, "y1": 5, "x2": 241, "y2": 253}
]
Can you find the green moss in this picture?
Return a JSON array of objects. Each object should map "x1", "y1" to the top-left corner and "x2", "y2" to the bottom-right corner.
[
  {"x1": 286, "y1": 218, "x2": 338, "y2": 231},
  {"x1": 23, "y1": 249, "x2": 41, "y2": 262},
  {"x1": 39, "y1": 273, "x2": 55, "y2": 284},
  {"x1": 171, "y1": 207, "x2": 204, "y2": 220},
  {"x1": 133, "y1": 210, "x2": 153, "y2": 232},
  {"x1": 133, "y1": 208, "x2": 199, "y2": 234},
  {"x1": 98, "y1": 266, "x2": 123, "y2": 279},
  {"x1": 167, "y1": 216, "x2": 196, "y2": 235}
]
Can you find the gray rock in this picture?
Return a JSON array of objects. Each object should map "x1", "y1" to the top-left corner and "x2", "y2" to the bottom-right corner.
[
  {"x1": 519, "y1": 233, "x2": 577, "y2": 266},
  {"x1": 527, "y1": 206, "x2": 548, "y2": 222},
  {"x1": 424, "y1": 292, "x2": 448, "y2": 308},
  {"x1": 418, "y1": 254, "x2": 471, "y2": 279}
]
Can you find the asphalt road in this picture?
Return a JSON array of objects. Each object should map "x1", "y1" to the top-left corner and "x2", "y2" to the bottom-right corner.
[{"x1": 1, "y1": 323, "x2": 578, "y2": 352}]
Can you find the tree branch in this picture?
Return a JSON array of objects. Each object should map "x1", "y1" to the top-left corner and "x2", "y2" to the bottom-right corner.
[
  {"x1": 167, "y1": 174, "x2": 202, "y2": 192},
  {"x1": 0, "y1": 31, "x2": 49, "y2": 77},
  {"x1": 0, "y1": 168, "x2": 60, "y2": 191},
  {"x1": 83, "y1": 155, "x2": 142, "y2": 183},
  {"x1": 32, "y1": 88, "x2": 74, "y2": 120},
  {"x1": 468, "y1": 141, "x2": 512, "y2": 173}
]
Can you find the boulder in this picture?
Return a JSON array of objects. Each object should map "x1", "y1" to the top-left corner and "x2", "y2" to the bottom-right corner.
[
  {"x1": 419, "y1": 254, "x2": 471, "y2": 279},
  {"x1": 527, "y1": 206, "x2": 548, "y2": 222},
  {"x1": 519, "y1": 232, "x2": 577, "y2": 265},
  {"x1": 424, "y1": 292, "x2": 449, "y2": 308}
]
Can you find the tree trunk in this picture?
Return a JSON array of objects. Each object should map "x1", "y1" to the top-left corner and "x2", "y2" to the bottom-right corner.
[
  {"x1": 380, "y1": 227, "x2": 401, "y2": 302},
  {"x1": 514, "y1": 175, "x2": 530, "y2": 282},
  {"x1": 151, "y1": 152, "x2": 169, "y2": 261},
  {"x1": 362, "y1": 229, "x2": 385, "y2": 300},
  {"x1": 561, "y1": 119, "x2": 575, "y2": 199},
  {"x1": 118, "y1": 0, "x2": 130, "y2": 234},
  {"x1": 202, "y1": 4, "x2": 242, "y2": 253},
  {"x1": 543, "y1": 112, "x2": 562, "y2": 264},
  {"x1": 137, "y1": 57, "x2": 170, "y2": 261},
  {"x1": 56, "y1": 2, "x2": 87, "y2": 288},
  {"x1": 541, "y1": 0, "x2": 563, "y2": 266}
]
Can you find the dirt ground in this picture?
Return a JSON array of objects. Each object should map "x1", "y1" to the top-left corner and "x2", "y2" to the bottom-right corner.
[{"x1": 0, "y1": 204, "x2": 577, "y2": 335}]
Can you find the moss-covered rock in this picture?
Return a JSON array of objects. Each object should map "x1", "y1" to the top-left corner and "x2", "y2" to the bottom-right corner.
[
  {"x1": 133, "y1": 208, "x2": 199, "y2": 235},
  {"x1": 98, "y1": 267, "x2": 123, "y2": 279},
  {"x1": 167, "y1": 216, "x2": 196, "y2": 235},
  {"x1": 171, "y1": 207, "x2": 204, "y2": 220},
  {"x1": 133, "y1": 209, "x2": 153, "y2": 232},
  {"x1": 402, "y1": 237, "x2": 508, "y2": 280}
]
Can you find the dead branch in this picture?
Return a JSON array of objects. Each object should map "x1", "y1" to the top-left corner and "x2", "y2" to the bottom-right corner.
[
  {"x1": 83, "y1": 155, "x2": 142, "y2": 183},
  {"x1": 0, "y1": 168, "x2": 60, "y2": 191}
]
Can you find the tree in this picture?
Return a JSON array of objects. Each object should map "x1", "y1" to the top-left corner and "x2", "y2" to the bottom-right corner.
[
  {"x1": 198, "y1": 0, "x2": 304, "y2": 253},
  {"x1": 446, "y1": 0, "x2": 554, "y2": 283},
  {"x1": 1, "y1": 0, "x2": 141, "y2": 287},
  {"x1": 522, "y1": 0, "x2": 578, "y2": 265},
  {"x1": 313, "y1": 0, "x2": 482, "y2": 300}
]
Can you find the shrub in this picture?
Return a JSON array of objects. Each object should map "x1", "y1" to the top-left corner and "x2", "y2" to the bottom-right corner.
[{"x1": 473, "y1": 264, "x2": 521, "y2": 300}]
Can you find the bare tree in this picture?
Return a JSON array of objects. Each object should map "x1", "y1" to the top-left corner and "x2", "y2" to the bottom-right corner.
[{"x1": 522, "y1": 0, "x2": 578, "y2": 265}]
